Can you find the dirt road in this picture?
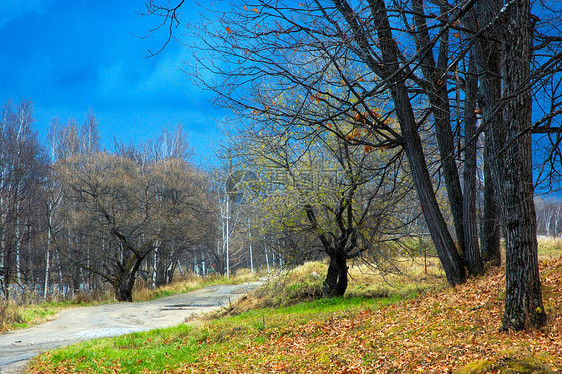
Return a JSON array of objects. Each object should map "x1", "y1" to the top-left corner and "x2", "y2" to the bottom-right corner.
[{"x1": 0, "y1": 281, "x2": 261, "y2": 373}]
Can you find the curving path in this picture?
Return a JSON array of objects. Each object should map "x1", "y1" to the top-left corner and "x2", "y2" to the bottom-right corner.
[{"x1": 0, "y1": 281, "x2": 261, "y2": 373}]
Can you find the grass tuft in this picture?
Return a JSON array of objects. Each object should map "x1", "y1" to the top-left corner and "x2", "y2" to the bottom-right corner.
[{"x1": 455, "y1": 356, "x2": 557, "y2": 374}]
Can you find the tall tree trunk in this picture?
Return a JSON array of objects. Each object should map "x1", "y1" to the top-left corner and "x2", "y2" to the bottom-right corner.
[
  {"x1": 462, "y1": 54, "x2": 484, "y2": 275},
  {"x1": 248, "y1": 218, "x2": 254, "y2": 274},
  {"x1": 412, "y1": 0, "x2": 465, "y2": 254},
  {"x1": 264, "y1": 240, "x2": 270, "y2": 273},
  {"x1": 482, "y1": 138, "x2": 502, "y2": 266},
  {"x1": 371, "y1": 0, "x2": 466, "y2": 285},
  {"x1": 15, "y1": 202, "x2": 22, "y2": 286},
  {"x1": 44, "y1": 232, "x2": 51, "y2": 299},
  {"x1": 492, "y1": 0, "x2": 546, "y2": 330},
  {"x1": 0, "y1": 201, "x2": 6, "y2": 297},
  {"x1": 467, "y1": 0, "x2": 503, "y2": 268}
]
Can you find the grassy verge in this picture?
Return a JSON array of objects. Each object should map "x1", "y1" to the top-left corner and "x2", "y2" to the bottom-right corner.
[
  {"x1": 538, "y1": 236, "x2": 562, "y2": 260},
  {"x1": 27, "y1": 257, "x2": 446, "y2": 373},
  {"x1": 0, "y1": 301, "x2": 83, "y2": 332},
  {"x1": 28, "y1": 294, "x2": 410, "y2": 373},
  {"x1": 216, "y1": 257, "x2": 445, "y2": 318}
]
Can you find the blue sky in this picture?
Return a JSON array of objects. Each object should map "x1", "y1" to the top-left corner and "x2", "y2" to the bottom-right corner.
[{"x1": 0, "y1": 0, "x2": 225, "y2": 164}]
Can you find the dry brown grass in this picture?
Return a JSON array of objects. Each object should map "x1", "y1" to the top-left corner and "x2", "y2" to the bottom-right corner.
[
  {"x1": 133, "y1": 269, "x2": 261, "y2": 302},
  {"x1": 0, "y1": 301, "x2": 24, "y2": 331}
]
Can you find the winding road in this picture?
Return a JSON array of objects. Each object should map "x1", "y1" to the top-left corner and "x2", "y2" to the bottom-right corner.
[{"x1": 0, "y1": 281, "x2": 261, "y2": 373}]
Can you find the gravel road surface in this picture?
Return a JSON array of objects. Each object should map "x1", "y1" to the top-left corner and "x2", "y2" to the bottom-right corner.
[{"x1": 0, "y1": 281, "x2": 261, "y2": 373}]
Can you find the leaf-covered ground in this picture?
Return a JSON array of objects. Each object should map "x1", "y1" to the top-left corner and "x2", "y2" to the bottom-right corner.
[
  {"x1": 30, "y1": 259, "x2": 562, "y2": 373},
  {"x1": 184, "y1": 260, "x2": 562, "y2": 373}
]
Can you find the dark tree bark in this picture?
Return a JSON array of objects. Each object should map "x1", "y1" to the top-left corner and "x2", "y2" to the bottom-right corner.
[
  {"x1": 412, "y1": 0, "x2": 466, "y2": 255},
  {"x1": 322, "y1": 245, "x2": 348, "y2": 297},
  {"x1": 114, "y1": 275, "x2": 134, "y2": 302},
  {"x1": 113, "y1": 254, "x2": 144, "y2": 302},
  {"x1": 466, "y1": 0, "x2": 503, "y2": 268},
  {"x1": 482, "y1": 138, "x2": 501, "y2": 266},
  {"x1": 488, "y1": 0, "x2": 546, "y2": 330},
  {"x1": 304, "y1": 204, "x2": 351, "y2": 297},
  {"x1": 462, "y1": 55, "x2": 484, "y2": 275},
  {"x1": 369, "y1": 0, "x2": 466, "y2": 285}
]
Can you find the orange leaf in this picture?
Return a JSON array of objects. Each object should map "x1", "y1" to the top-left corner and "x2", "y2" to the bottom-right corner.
[
  {"x1": 252, "y1": 8, "x2": 259, "y2": 13},
  {"x1": 244, "y1": 5, "x2": 247, "y2": 11},
  {"x1": 226, "y1": 26, "x2": 231, "y2": 34}
]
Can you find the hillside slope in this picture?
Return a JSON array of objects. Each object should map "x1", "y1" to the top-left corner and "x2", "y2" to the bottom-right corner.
[
  {"x1": 30, "y1": 259, "x2": 562, "y2": 373},
  {"x1": 183, "y1": 260, "x2": 562, "y2": 373}
]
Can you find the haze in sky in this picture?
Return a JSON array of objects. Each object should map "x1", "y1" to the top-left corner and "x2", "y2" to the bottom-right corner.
[{"x1": 0, "y1": 0, "x2": 224, "y2": 164}]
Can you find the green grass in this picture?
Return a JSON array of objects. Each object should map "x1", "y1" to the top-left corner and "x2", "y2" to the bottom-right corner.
[
  {"x1": 30, "y1": 294, "x2": 408, "y2": 373},
  {"x1": 35, "y1": 324, "x2": 202, "y2": 373}
]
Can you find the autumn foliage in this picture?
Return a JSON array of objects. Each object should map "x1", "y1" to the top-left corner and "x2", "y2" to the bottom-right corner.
[{"x1": 181, "y1": 260, "x2": 562, "y2": 373}]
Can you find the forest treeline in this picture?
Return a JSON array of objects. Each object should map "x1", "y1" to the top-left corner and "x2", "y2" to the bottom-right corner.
[{"x1": 0, "y1": 100, "x2": 285, "y2": 303}]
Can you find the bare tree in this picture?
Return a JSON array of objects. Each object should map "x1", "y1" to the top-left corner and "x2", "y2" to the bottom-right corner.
[
  {"x1": 55, "y1": 152, "x2": 208, "y2": 301},
  {"x1": 0, "y1": 99, "x2": 47, "y2": 299},
  {"x1": 225, "y1": 120, "x2": 415, "y2": 296},
  {"x1": 145, "y1": 0, "x2": 562, "y2": 329}
]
